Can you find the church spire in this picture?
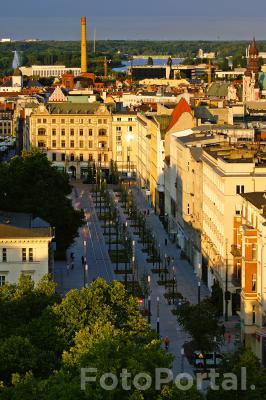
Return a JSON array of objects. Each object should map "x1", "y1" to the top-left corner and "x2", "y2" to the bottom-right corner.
[{"x1": 245, "y1": 37, "x2": 260, "y2": 77}]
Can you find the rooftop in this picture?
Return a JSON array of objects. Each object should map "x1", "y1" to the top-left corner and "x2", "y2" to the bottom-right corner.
[
  {"x1": 241, "y1": 192, "x2": 266, "y2": 215},
  {"x1": 0, "y1": 211, "x2": 53, "y2": 239},
  {"x1": 47, "y1": 102, "x2": 101, "y2": 115}
]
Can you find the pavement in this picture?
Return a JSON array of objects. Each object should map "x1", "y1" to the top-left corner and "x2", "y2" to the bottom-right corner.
[{"x1": 54, "y1": 181, "x2": 238, "y2": 375}]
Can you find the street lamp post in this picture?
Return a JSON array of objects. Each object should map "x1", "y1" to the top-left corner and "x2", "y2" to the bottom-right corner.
[
  {"x1": 214, "y1": 336, "x2": 217, "y2": 369},
  {"x1": 181, "y1": 347, "x2": 185, "y2": 373},
  {"x1": 172, "y1": 274, "x2": 176, "y2": 305},
  {"x1": 148, "y1": 275, "x2": 151, "y2": 324},
  {"x1": 198, "y1": 281, "x2": 201, "y2": 305},
  {"x1": 156, "y1": 296, "x2": 160, "y2": 335},
  {"x1": 158, "y1": 244, "x2": 161, "y2": 274},
  {"x1": 116, "y1": 218, "x2": 119, "y2": 272},
  {"x1": 84, "y1": 263, "x2": 88, "y2": 288}
]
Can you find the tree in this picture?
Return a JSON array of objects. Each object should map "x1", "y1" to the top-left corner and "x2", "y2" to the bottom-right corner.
[
  {"x1": 207, "y1": 347, "x2": 266, "y2": 400},
  {"x1": 0, "y1": 149, "x2": 84, "y2": 257},
  {"x1": 147, "y1": 57, "x2": 154, "y2": 66},
  {"x1": 176, "y1": 300, "x2": 223, "y2": 352}
]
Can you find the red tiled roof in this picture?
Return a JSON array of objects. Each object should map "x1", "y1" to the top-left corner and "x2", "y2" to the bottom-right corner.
[{"x1": 166, "y1": 98, "x2": 192, "y2": 132}]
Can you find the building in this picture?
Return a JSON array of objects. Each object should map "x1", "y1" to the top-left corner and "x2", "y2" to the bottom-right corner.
[
  {"x1": 112, "y1": 111, "x2": 137, "y2": 173},
  {"x1": 0, "y1": 68, "x2": 23, "y2": 93},
  {"x1": 0, "y1": 109, "x2": 13, "y2": 137},
  {"x1": 0, "y1": 211, "x2": 54, "y2": 285},
  {"x1": 27, "y1": 102, "x2": 113, "y2": 179},
  {"x1": 243, "y1": 38, "x2": 261, "y2": 103},
  {"x1": 232, "y1": 192, "x2": 266, "y2": 366},
  {"x1": 201, "y1": 143, "x2": 266, "y2": 316},
  {"x1": 19, "y1": 65, "x2": 81, "y2": 78}
]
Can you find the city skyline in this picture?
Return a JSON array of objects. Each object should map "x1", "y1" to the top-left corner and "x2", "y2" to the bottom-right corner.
[{"x1": 0, "y1": 0, "x2": 266, "y2": 40}]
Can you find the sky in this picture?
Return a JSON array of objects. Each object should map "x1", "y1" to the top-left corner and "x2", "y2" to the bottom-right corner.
[{"x1": 1, "y1": 0, "x2": 266, "y2": 40}]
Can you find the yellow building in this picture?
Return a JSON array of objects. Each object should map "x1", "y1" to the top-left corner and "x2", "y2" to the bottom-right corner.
[
  {"x1": 111, "y1": 112, "x2": 137, "y2": 174},
  {"x1": 0, "y1": 211, "x2": 54, "y2": 285},
  {"x1": 28, "y1": 102, "x2": 113, "y2": 178},
  {"x1": 233, "y1": 192, "x2": 266, "y2": 365},
  {"x1": 27, "y1": 102, "x2": 140, "y2": 179}
]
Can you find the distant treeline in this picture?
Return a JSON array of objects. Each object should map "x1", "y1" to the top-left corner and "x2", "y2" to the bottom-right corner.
[{"x1": 1, "y1": 40, "x2": 266, "y2": 77}]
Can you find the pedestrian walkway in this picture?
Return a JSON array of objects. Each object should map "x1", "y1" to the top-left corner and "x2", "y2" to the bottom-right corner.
[
  {"x1": 112, "y1": 189, "x2": 195, "y2": 374},
  {"x1": 131, "y1": 187, "x2": 209, "y2": 304}
]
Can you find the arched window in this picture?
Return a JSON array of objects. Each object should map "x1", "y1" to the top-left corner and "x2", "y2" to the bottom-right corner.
[
  {"x1": 98, "y1": 129, "x2": 107, "y2": 137},
  {"x1": 38, "y1": 128, "x2": 46, "y2": 136}
]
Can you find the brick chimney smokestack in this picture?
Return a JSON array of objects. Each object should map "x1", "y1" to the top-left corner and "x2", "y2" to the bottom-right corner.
[{"x1": 81, "y1": 16, "x2": 87, "y2": 74}]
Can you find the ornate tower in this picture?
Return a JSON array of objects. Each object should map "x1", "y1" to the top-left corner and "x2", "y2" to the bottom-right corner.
[
  {"x1": 245, "y1": 37, "x2": 260, "y2": 79},
  {"x1": 81, "y1": 16, "x2": 87, "y2": 74},
  {"x1": 243, "y1": 38, "x2": 261, "y2": 102}
]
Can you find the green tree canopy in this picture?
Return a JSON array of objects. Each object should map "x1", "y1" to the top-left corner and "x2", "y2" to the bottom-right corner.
[{"x1": 0, "y1": 148, "x2": 84, "y2": 257}]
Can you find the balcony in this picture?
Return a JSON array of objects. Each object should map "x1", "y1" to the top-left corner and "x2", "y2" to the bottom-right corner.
[{"x1": 231, "y1": 244, "x2": 241, "y2": 258}]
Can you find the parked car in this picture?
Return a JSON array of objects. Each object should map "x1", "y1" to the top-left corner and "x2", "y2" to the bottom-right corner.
[{"x1": 193, "y1": 351, "x2": 223, "y2": 371}]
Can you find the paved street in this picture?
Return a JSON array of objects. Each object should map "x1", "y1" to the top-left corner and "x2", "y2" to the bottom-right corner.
[
  {"x1": 54, "y1": 183, "x2": 114, "y2": 295},
  {"x1": 54, "y1": 182, "x2": 240, "y2": 375}
]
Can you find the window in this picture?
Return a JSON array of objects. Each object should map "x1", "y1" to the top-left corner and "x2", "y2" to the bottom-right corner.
[
  {"x1": 252, "y1": 273, "x2": 257, "y2": 292},
  {"x1": 116, "y1": 126, "x2": 121, "y2": 132},
  {"x1": 117, "y1": 117, "x2": 121, "y2": 122},
  {"x1": 70, "y1": 140, "x2": 75, "y2": 148},
  {"x1": 89, "y1": 129, "x2": 93, "y2": 136},
  {"x1": 80, "y1": 154, "x2": 84, "y2": 162},
  {"x1": 116, "y1": 135, "x2": 121, "y2": 142},
  {"x1": 187, "y1": 203, "x2": 190, "y2": 215},
  {"x1": 52, "y1": 140, "x2": 56, "y2": 147},
  {"x1": 104, "y1": 154, "x2": 108, "y2": 162},
  {"x1": 61, "y1": 140, "x2": 65, "y2": 148},
  {"x1": 98, "y1": 154, "x2": 102, "y2": 162},
  {"x1": 103, "y1": 119, "x2": 107, "y2": 124},
  {"x1": 61, "y1": 153, "x2": 65, "y2": 161},
  {"x1": 70, "y1": 119, "x2": 74, "y2": 124},
  {"x1": 38, "y1": 128, "x2": 46, "y2": 136},
  {"x1": 52, "y1": 119, "x2": 56, "y2": 124},
  {"x1": 89, "y1": 141, "x2": 93, "y2": 148},
  {"x1": 43, "y1": 118, "x2": 47, "y2": 123},
  {"x1": 80, "y1": 141, "x2": 84, "y2": 148},
  {"x1": 252, "y1": 244, "x2": 257, "y2": 261},
  {"x1": 52, "y1": 129, "x2": 56, "y2": 136},
  {"x1": 2, "y1": 248, "x2": 7, "y2": 262},
  {"x1": 70, "y1": 129, "x2": 75, "y2": 136},
  {"x1": 0, "y1": 276, "x2": 5, "y2": 286},
  {"x1": 236, "y1": 185, "x2": 245, "y2": 194},
  {"x1": 61, "y1": 129, "x2": 65, "y2": 136},
  {"x1": 61, "y1": 119, "x2": 65, "y2": 124},
  {"x1": 88, "y1": 153, "x2": 93, "y2": 161},
  {"x1": 70, "y1": 153, "x2": 75, "y2": 161},
  {"x1": 99, "y1": 129, "x2": 107, "y2": 136},
  {"x1": 22, "y1": 248, "x2": 27, "y2": 262},
  {"x1": 37, "y1": 118, "x2": 41, "y2": 123},
  {"x1": 128, "y1": 126, "x2": 133, "y2": 132},
  {"x1": 29, "y1": 248, "x2": 33, "y2": 262},
  {"x1": 98, "y1": 119, "x2": 102, "y2": 124},
  {"x1": 38, "y1": 141, "x2": 45, "y2": 148},
  {"x1": 252, "y1": 305, "x2": 256, "y2": 324},
  {"x1": 52, "y1": 153, "x2": 57, "y2": 161},
  {"x1": 79, "y1": 129, "x2": 83, "y2": 136}
]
